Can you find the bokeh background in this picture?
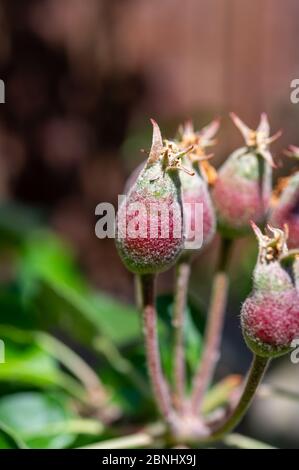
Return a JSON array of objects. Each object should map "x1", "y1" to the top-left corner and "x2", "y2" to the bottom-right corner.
[{"x1": 0, "y1": 0, "x2": 299, "y2": 449}]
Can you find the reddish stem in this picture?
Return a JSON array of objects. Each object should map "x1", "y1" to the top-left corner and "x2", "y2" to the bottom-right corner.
[
  {"x1": 206, "y1": 355, "x2": 269, "y2": 442},
  {"x1": 140, "y1": 274, "x2": 176, "y2": 425},
  {"x1": 172, "y1": 260, "x2": 191, "y2": 413},
  {"x1": 190, "y1": 237, "x2": 232, "y2": 413}
]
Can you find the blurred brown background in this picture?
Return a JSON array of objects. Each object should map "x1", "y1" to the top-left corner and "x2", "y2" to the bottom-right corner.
[{"x1": 1, "y1": 0, "x2": 299, "y2": 302}]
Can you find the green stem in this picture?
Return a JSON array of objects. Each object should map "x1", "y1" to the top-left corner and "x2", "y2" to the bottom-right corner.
[
  {"x1": 35, "y1": 332, "x2": 106, "y2": 403},
  {"x1": 223, "y1": 432, "x2": 275, "y2": 449},
  {"x1": 172, "y1": 259, "x2": 191, "y2": 413},
  {"x1": 259, "y1": 384, "x2": 299, "y2": 403},
  {"x1": 94, "y1": 335, "x2": 149, "y2": 397},
  {"x1": 207, "y1": 355, "x2": 269, "y2": 442},
  {"x1": 202, "y1": 374, "x2": 242, "y2": 415},
  {"x1": 139, "y1": 274, "x2": 176, "y2": 426},
  {"x1": 80, "y1": 431, "x2": 153, "y2": 449},
  {"x1": 79, "y1": 422, "x2": 166, "y2": 449},
  {"x1": 190, "y1": 237, "x2": 232, "y2": 413},
  {"x1": 22, "y1": 419, "x2": 104, "y2": 439}
]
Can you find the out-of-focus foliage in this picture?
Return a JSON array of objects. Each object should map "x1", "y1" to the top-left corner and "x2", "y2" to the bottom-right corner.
[
  {"x1": 0, "y1": 0, "x2": 299, "y2": 449},
  {"x1": 0, "y1": 202, "x2": 208, "y2": 448}
]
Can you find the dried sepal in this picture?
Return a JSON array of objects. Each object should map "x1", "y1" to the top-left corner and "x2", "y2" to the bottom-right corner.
[
  {"x1": 178, "y1": 118, "x2": 219, "y2": 158},
  {"x1": 251, "y1": 221, "x2": 288, "y2": 264},
  {"x1": 284, "y1": 145, "x2": 299, "y2": 159},
  {"x1": 198, "y1": 117, "x2": 220, "y2": 147},
  {"x1": 257, "y1": 112, "x2": 270, "y2": 136},
  {"x1": 177, "y1": 118, "x2": 219, "y2": 184},
  {"x1": 148, "y1": 118, "x2": 164, "y2": 164},
  {"x1": 271, "y1": 176, "x2": 291, "y2": 207},
  {"x1": 230, "y1": 112, "x2": 281, "y2": 168},
  {"x1": 199, "y1": 159, "x2": 218, "y2": 186},
  {"x1": 162, "y1": 141, "x2": 195, "y2": 175}
]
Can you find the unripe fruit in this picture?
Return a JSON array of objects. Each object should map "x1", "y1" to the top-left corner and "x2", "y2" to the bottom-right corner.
[
  {"x1": 212, "y1": 113, "x2": 281, "y2": 238},
  {"x1": 177, "y1": 120, "x2": 218, "y2": 253},
  {"x1": 241, "y1": 223, "x2": 299, "y2": 357},
  {"x1": 270, "y1": 146, "x2": 299, "y2": 248},
  {"x1": 116, "y1": 120, "x2": 187, "y2": 274}
]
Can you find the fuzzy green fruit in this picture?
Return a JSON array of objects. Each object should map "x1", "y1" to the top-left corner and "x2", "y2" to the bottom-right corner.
[
  {"x1": 212, "y1": 113, "x2": 281, "y2": 238},
  {"x1": 241, "y1": 223, "x2": 299, "y2": 358},
  {"x1": 116, "y1": 120, "x2": 186, "y2": 274}
]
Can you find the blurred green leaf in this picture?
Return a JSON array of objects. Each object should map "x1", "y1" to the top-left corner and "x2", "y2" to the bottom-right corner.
[
  {"x1": 0, "y1": 285, "x2": 35, "y2": 330},
  {"x1": 223, "y1": 433, "x2": 276, "y2": 449},
  {"x1": 156, "y1": 294, "x2": 204, "y2": 386},
  {"x1": 0, "y1": 421, "x2": 27, "y2": 449},
  {"x1": 18, "y1": 231, "x2": 140, "y2": 346},
  {"x1": 0, "y1": 341, "x2": 63, "y2": 387},
  {"x1": 0, "y1": 223, "x2": 149, "y2": 399},
  {"x1": 184, "y1": 306, "x2": 203, "y2": 372},
  {"x1": 0, "y1": 326, "x2": 86, "y2": 401},
  {"x1": 0, "y1": 392, "x2": 76, "y2": 448},
  {"x1": 202, "y1": 375, "x2": 242, "y2": 415},
  {"x1": 0, "y1": 203, "x2": 43, "y2": 248},
  {"x1": 0, "y1": 210, "x2": 147, "y2": 402}
]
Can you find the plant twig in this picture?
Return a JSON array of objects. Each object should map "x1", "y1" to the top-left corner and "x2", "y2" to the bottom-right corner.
[
  {"x1": 0, "y1": 421, "x2": 28, "y2": 449},
  {"x1": 258, "y1": 384, "x2": 299, "y2": 403},
  {"x1": 172, "y1": 259, "x2": 191, "y2": 413},
  {"x1": 139, "y1": 274, "x2": 176, "y2": 426},
  {"x1": 94, "y1": 335, "x2": 149, "y2": 397},
  {"x1": 80, "y1": 422, "x2": 166, "y2": 449},
  {"x1": 80, "y1": 431, "x2": 153, "y2": 449},
  {"x1": 190, "y1": 237, "x2": 231, "y2": 413},
  {"x1": 35, "y1": 331, "x2": 108, "y2": 409},
  {"x1": 206, "y1": 354, "x2": 269, "y2": 442},
  {"x1": 202, "y1": 374, "x2": 242, "y2": 415},
  {"x1": 223, "y1": 432, "x2": 275, "y2": 449},
  {"x1": 22, "y1": 419, "x2": 104, "y2": 439}
]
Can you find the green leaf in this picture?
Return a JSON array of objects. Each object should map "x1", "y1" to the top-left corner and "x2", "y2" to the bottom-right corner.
[
  {"x1": 0, "y1": 285, "x2": 35, "y2": 330},
  {"x1": 0, "y1": 326, "x2": 86, "y2": 401},
  {"x1": 0, "y1": 203, "x2": 42, "y2": 248},
  {"x1": 202, "y1": 375, "x2": 242, "y2": 415},
  {"x1": 223, "y1": 433, "x2": 276, "y2": 449},
  {"x1": 0, "y1": 341, "x2": 62, "y2": 388},
  {"x1": 156, "y1": 294, "x2": 204, "y2": 385},
  {"x1": 184, "y1": 306, "x2": 203, "y2": 372},
  {"x1": 18, "y1": 231, "x2": 140, "y2": 346},
  {"x1": 0, "y1": 421, "x2": 27, "y2": 449},
  {"x1": 0, "y1": 392, "x2": 76, "y2": 449}
]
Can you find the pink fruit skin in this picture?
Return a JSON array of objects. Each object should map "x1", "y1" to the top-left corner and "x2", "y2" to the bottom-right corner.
[
  {"x1": 116, "y1": 190, "x2": 183, "y2": 274},
  {"x1": 183, "y1": 186, "x2": 215, "y2": 248},
  {"x1": 213, "y1": 174, "x2": 269, "y2": 231},
  {"x1": 242, "y1": 289, "x2": 299, "y2": 348}
]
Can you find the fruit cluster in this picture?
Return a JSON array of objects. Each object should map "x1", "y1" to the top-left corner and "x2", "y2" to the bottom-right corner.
[{"x1": 115, "y1": 115, "x2": 299, "y2": 440}]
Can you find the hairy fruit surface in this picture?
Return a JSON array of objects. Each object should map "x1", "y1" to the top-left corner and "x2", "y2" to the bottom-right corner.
[
  {"x1": 177, "y1": 119, "x2": 218, "y2": 253},
  {"x1": 115, "y1": 120, "x2": 185, "y2": 274},
  {"x1": 212, "y1": 113, "x2": 280, "y2": 237},
  {"x1": 241, "y1": 224, "x2": 299, "y2": 357}
]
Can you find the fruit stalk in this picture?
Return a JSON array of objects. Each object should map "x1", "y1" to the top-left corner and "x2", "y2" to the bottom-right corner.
[
  {"x1": 139, "y1": 274, "x2": 176, "y2": 425},
  {"x1": 190, "y1": 237, "x2": 231, "y2": 412},
  {"x1": 172, "y1": 259, "x2": 191, "y2": 412},
  {"x1": 207, "y1": 354, "x2": 269, "y2": 442}
]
